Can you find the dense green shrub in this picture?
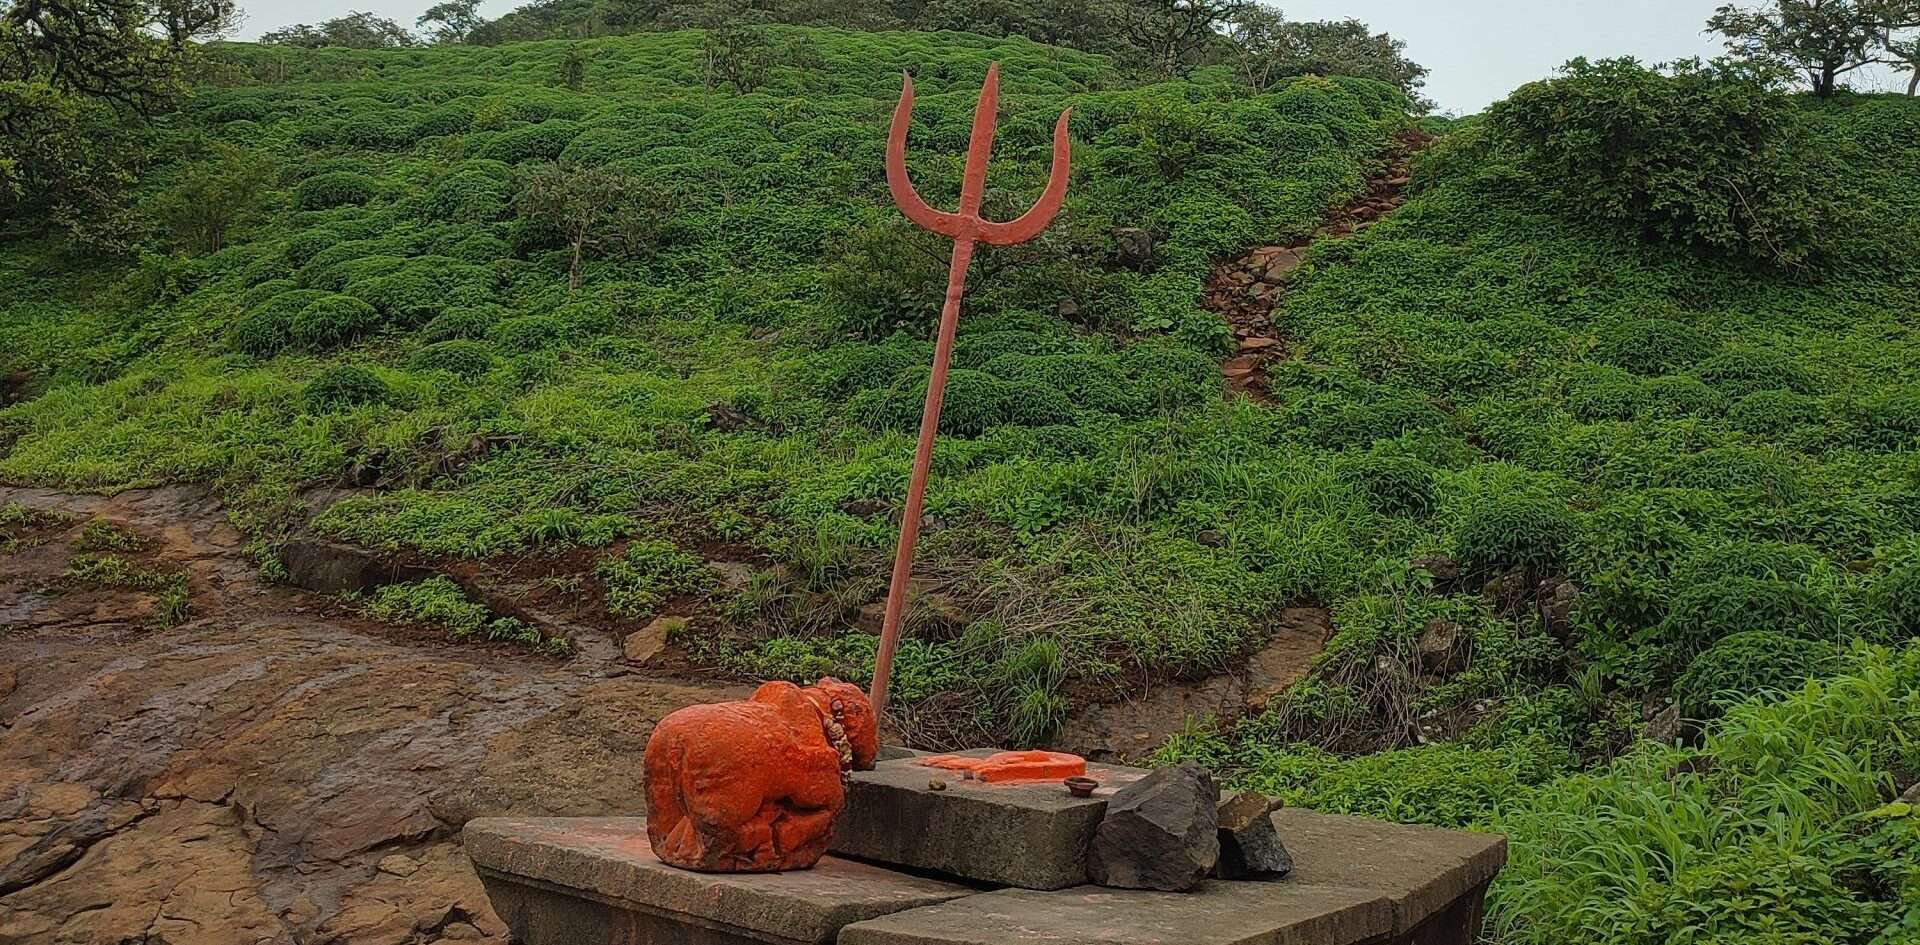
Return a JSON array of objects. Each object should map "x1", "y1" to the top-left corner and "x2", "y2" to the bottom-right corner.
[
  {"x1": 1493, "y1": 647, "x2": 1920, "y2": 945},
  {"x1": 1695, "y1": 345, "x2": 1812, "y2": 398},
  {"x1": 1728, "y1": 389, "x2": 1824, "y2": 435},
  {"x1": 290, "y1": 295, "x2": 381, "y2": 350},
  {"x1": 1487, "y1": 58, "x2": 1836, "y2": 266},
  {"x1": 423, "y1": 168, "x2": 514, "y2": 221},
  {"x1": 1656, "y1": 576, "x2": 1831, "y2": 655},
  {"x1": 230, "y1": 288, "x2": 328, "y2": 356},
  {"x1": 1674, "y1": 630, "x2": 1839, "y2": 719},
  {"x1": 596, "y1": 539, "x2": 710, "y2": 619},
  {"x1": 419, "y1": 307, "x2": 499, "y2": 342},
  {"x1": 408, "y1": 339, "x2": 494, "y2": 377},
  {"x1": 1455, "y1": 495, "x2": 1578, "y2": 577},
  {"x1": 1591, "y1": 316, "x2": 1711, "y2": 375},
  {"x1": 1341, "y1": 454, "x2": 1436, "y2": 516},
  {"x1": 295, "y1": 171, "x2": 378, "y2": 210},
  {"x1": 304, "y1": 364, "x2": 392, "y2": 409},
  {"x1": 1868, "y1": 554, "x2": 1920, "y2": 637}
]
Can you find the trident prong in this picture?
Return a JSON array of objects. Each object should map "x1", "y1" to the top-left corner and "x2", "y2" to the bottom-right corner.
[{"x1": 869, "y1": 63, "x2": 1073, "y2": 720}]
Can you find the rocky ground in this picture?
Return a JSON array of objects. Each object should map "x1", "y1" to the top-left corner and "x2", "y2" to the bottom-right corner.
[
  {"x1": 0, "y1": 482, "x2": 1334, "y2": 944},
  {"x1": 1210, "y1": 129, "x2": 1431, "y2": 400},
  {"x1": 0, "y1": 486, "x2": 741, "y2": 944}
]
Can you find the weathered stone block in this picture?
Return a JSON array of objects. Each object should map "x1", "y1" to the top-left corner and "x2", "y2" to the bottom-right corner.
[
  {"x1": 1273, "y1": 808, "x2": 1506, "y2": 942},
  {"x1": 1214, "y1": 791, "x2": 1290, "y2": 880},
  {"x1": 1086, "y1": 762, "x2": 1218, "y2": 891},
  {"x1": 838, "y1": 880, "x2": 1392, "y2": 945},
  {"x1": 465, "y1": 817, "x2": 972, "y2": 945},
  {"x1": 828, "y1": 751, "x2": 1148, "y2": 890}
]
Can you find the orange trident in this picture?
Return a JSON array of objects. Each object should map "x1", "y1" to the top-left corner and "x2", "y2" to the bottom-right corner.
[{"x1": 869, "y1": 63, "x2": 1072, "y2": 717}]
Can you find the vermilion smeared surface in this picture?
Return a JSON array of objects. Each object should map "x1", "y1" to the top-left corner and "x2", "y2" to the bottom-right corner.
[
  {"x1": 918, "y1": 750, "x2": 1087, "y2": 783},
  {"x1": 643, "y1": 678, "x2": 878, "y2": 872}
]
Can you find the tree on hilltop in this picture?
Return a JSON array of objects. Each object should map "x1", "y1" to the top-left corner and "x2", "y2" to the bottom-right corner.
[
  {"x1": 1709, "y1": 0, "x2": 1920, "y2": 97},
  {"x1": 417, "y1": 0, "x2": 486, "y2": 43},
  {"x1": 260, "y1": 11, "x2": 415, "y2": 48},
  {"x1": 1, "y1": 0, "x2": 238, "y2": 243},
  {"x1": 1120, "y1": 0, "x2": 1247, "y2": 78},
  {"x1": 1224, "y1": 4, "x2": 1430, "y2": 107}
]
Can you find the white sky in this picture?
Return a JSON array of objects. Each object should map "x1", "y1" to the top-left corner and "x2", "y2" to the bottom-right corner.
[{"x1": 231, "y1": 0, "x2": 1912, "y2": 114}]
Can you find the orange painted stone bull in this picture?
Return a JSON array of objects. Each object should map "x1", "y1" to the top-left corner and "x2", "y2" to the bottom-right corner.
[{"x1": 643, "y1": 677, "x2": 878, "y2": 872}]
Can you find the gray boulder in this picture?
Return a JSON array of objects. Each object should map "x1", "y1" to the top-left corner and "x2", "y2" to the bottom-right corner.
[
  {"x1": 1213, "y1": 792, "x2": 1292, "y2": 880},
  {"x1": 1087, "y1": 762, "x2": 1219, "y2": 891}
]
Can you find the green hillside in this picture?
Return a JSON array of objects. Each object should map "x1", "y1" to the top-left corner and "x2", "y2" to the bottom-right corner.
[{"x1": 3, "y1": 24, "x2": 1919, "y2": 944}]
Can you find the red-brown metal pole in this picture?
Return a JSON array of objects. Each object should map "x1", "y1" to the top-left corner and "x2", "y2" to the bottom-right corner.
[
  {"x1": 871, "y1": 63, "x2": 1071, "y2": 718},
  {"x1": 868, "y1": 235, "x2": 973, "y2": 714}
]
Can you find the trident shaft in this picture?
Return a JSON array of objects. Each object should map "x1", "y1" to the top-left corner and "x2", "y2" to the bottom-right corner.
[{"x1": 869, "y1": 63, "x2": 1072, "y2": 719}]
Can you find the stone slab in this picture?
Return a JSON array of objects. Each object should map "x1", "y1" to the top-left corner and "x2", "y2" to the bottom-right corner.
[
  {"x1": 1271, "y1": 808, "x2": 1506, "y2": 936},
  {"x1": 829, "y1": 750, "x2": 1151, "y2": 890},
  {"x1": 836, "y1": 880, "x2": 1394, "y2": 945},
  {"x1": 838, "y1": 808, "x2": 1506, "y2": 945},
  {"x1": 465, "y1": 817, "x2": 975, "y2": 945}
]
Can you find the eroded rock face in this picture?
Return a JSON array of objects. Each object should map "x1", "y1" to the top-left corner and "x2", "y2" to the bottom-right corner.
[
  {"x1": 1087, "y1": 762, "x2": 1220, "y2": 891},
  {"x1": 0, "y1": 485, "x2": 747, "y2": 944}
]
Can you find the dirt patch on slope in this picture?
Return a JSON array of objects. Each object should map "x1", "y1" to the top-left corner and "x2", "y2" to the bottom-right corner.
[
  {"x1": 1055, "y1": 606, "x2": 1333, "y2": 763},
  {"x1": 0, "y1": 485, "x2": 741, "y2": 944},
  {"x1": 1211, "y1": 129, "x2": 1432, "y2": 399}
]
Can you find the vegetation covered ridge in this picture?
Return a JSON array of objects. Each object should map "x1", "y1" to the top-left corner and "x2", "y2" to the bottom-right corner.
[{"x1": 1, "y1": 27, "x2": 1413, "y2": 744}]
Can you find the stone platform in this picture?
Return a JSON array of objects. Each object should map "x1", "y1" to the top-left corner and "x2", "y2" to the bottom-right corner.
[
  {"x1": 829, "y1": 750, "x2": 1150, "y2": 889},
  {"x1": 467, "y1": 807, "x2": 1504, "y2": 945}
]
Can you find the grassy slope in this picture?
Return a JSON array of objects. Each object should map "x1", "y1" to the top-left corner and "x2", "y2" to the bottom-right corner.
[
  {"x1": 4, "y1": 25, "x2": 1920, "y2": 945},
  {"x1": 0, "y1": 28, "x2": 1410, "y2": 736}
]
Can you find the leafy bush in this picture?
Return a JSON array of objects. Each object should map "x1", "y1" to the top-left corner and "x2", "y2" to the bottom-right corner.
[
  {"x1": 419, "y1": 307, "x2": 499, "y2": 342},
  {"x1": 304, "y1": 364, "x2": 392, "y2": 409},
  {"x1": 295, "y1": 171, "x2": 378, "y2": 210},
  {"x1": 1341, "y1": 454, "x2": 1436, "y2": 516},
  {"x1": 1674, "y1": 630, "x2": 1839, "y2": 719},
  {"x1": 360, "y1": 576, "x2": 563, "y2": 652},
  {"x1": 290, "y1": 295, "x2": 381, "y2": 350},
  {"x1": 596, "y1": 539, "x2": 711, "y2": 620},
  {"x1": 1455, "y1": 495, "x2": 1578, "y2": 577},
  {"x1": 1592, "y1": 316, "x2": 1711, "y2": 375},
  {"x1": 408, "y1": 339, "x2": 494, "y2": 377},
  {"x1": 1487, "y1": 58, "x2": 1835, "y2": 266},
  {"x1": 230, "y1": 288, "x2": 328, "y2": 356},
  {"x1": 1869, "y1": 554, "x2": 1920, "y2": 638},
  {"x1": 1492, "y1": 647, "x2": 1920, "y2": 945}
]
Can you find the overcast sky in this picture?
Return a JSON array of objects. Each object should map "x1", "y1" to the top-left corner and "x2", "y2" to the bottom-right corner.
[{"x1": 231, "y1": 0, "x2": 1912, "y2": 114}]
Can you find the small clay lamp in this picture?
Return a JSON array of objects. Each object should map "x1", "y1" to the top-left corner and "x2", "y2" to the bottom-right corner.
[{"x1": 1064, "y1": 776, "x2": 1097, "y2": 798}]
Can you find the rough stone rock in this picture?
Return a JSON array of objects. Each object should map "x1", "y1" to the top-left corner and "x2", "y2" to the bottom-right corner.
[
  {"x1": 376, "y1": 854, "x2": 422, "y2": 877},
  {"x1": 1214, "y1": 791, "x2": 1291, "y2": 879},
  {"x1": 1113, "y1": 227, "x2": 1156, "y2": 270},
  {"x1": 278, "y1": 536, "x2": 425, "y2": 594},
  {"x1": 1416, "y1": 618, "x2": 1470, "y2": 676},
  {"x1": 838, "y1": 497, "x2": 893, "y2": 519},
  {"x1": 1087, "y1": 762, "x2": 1219, "y2": 891},
  {"x1": 0, "y1": 483, "x2": 756, "y2": 945},
  {"x1": 1643, "y1": 702, "x2": 1682, "y2": 745},
  {"x1": 1260, "y1": 250, "x2": 1303, "y2": 283},
  {"x1": 622, "y1": 616, "x2": 684, "y2": 663},
  {"x1": 1410, "y1": 554, "x2": 1460, "y2": 585},
  {"x1": 1537, "y1": 577, "x2": 1580, "y2": 640},
  {"x1": 703, "y1": 402, "x2": 755, "y2": 432}
]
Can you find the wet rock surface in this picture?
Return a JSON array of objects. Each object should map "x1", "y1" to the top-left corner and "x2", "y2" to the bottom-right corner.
[
  {"x1": 0, "y1": 485, "x2": 742, "y2": 945},
  {"x1": 1086, "y1": 762, "x2": 1220, "y2": 891}
]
